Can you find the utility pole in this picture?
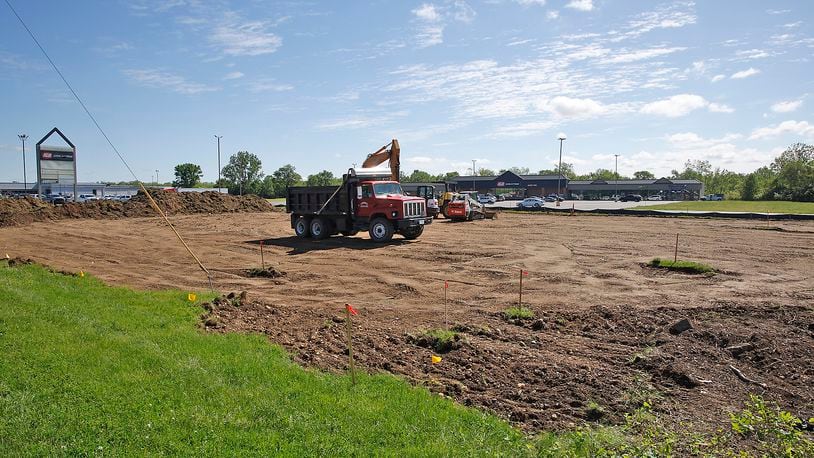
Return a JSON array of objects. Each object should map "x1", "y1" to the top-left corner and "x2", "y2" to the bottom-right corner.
[
  {"x1": 18, "y1": 134, "x2": 28, "y2": 195},
  {"x1": 155, "y1": 169, "x2": 159, "y2": 185},
  {"x1": 614, "y1": 154, "x2": 620, "y2": 201},
  {"x1": 471, "y1": 159, "x2": 477, "y2": 191},
  {"x1": 557, "y1": 133, "x2": 567, "y2": 199},
  {"x1": 214, "y1": 135, "x2": 223, "y2": 191}
]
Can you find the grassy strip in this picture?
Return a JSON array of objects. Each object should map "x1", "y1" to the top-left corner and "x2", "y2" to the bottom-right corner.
[
  {"x1": 637, "y1": 200, "x2": 814, "y2": 214},
  {"x1": 504, "y1": 306, "x2": 535, "y2": 320},
  {"x1": 0, "y1": 264, "x2": 528, "y2": 455},
  {"x1": 649, "y1": 258, "x2": 715, "y2": 274}
]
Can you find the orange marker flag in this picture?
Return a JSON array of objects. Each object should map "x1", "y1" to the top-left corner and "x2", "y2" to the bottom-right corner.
[
  {"x1": 522, "y1": 270, "x2": 529, "y2": 276},
  {"x1": 346, "y1": 304, "x2": 358, "y2": 316},
  {"x1": 444, "y1": 280, "x2": 449, "y2": 289}
]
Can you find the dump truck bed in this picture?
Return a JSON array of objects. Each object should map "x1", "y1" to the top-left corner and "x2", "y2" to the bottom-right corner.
[{"x1": 286, "y1": 185, "x2": 350, "y2": 216}]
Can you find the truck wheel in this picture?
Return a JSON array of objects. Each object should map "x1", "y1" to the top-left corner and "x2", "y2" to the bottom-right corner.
[
  {"x1": 294, "y1": 216, "x2": 310, "y2": 238},
  {"x1": 402, "y1": 226, "x2": 424, "y2": 240},
  {"x1": 310, "y1": 217, "x2": 330, "y2": 240},
  {"x1": 369, "y1": 217, "x2": 394, "y2": 242}
]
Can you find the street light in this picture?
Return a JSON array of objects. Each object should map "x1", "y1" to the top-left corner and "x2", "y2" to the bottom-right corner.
[
  {"x1": 557, "y1": 133, "x2": 567, "y2": 200},
  {"x1": 18, "y1": 134, "x2": 28, "y2": 195},
  {"x1": 471, "y1": 159, "x2": 477, "y2": 191},
  {"x1": 155, "y1": 169, "x2": 159, "y2": 185},
  {"x1": 614, "y1": 154, "x2": 620, "y2": 201},
  {"x1": 214, "y1": 135, "x2": 223, "y2": 190}
]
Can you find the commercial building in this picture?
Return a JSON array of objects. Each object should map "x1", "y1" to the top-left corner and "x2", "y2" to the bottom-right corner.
[
  {"x1": 0, "y1": 182, "x2": 227, "y2": 198},
  {"x1": 450, "y1": 171, "x2": 567, "y2": 197},
  {"x1": 566, "y1": 178, "x2": 704, "y2": 200}
]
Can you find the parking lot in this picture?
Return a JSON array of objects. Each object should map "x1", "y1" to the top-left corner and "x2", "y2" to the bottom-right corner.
[{"x1": 489, "y1": 199, "x2": 680, "y2": 210}]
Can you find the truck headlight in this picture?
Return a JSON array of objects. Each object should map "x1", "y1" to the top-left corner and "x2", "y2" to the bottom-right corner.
[{"x1": 391, "y1": 211, "x2": 398, "y2": 218}]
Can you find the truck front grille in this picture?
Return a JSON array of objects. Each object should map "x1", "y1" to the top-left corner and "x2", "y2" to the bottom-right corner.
[{"x1": 403, "y1": 201, "x2": 425, "y2": 218}]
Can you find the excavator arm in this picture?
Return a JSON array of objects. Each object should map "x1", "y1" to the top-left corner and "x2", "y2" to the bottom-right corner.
[{"x1": 361, "y1": 139, "x2": 400, "y2": 181}]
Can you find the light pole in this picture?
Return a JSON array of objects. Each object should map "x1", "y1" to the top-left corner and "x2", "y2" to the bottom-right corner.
[
  {"x1": 557, "y1": 133, "x2": 567, "y2": 199},
  {"x1": 214, "y1": 135, "x2": 223, "y2": 190},
  {"x1": 155, "y1": 169, "x2": 159, "y2": 185},
  {"x1": 471, "y1": 159, "x2": 477, "y2": 191},
  {"x1": 18, "y1": 134, "x2": 28, "y2": 195},
  {"x1": 614, "y1": 154, "x2": 620, "y2": 201}
]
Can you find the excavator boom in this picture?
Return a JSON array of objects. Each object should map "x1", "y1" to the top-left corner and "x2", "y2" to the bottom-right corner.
[{"x1": 361, "y1": 139, "x2": 400, "y2": 181}]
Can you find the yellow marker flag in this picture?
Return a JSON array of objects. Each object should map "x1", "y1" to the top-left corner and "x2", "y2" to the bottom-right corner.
[
  {"x1": 431, "y1": 355, "x2": 442, "y2": 364},
  {"x1": 188, "y1": 293, "x2": 197, "y2": 302},
  {"x1": 4, "y1": 253, "x2": 9, "y2": 259},
  {"x1": 79, "y1": 271, "x2": 85, "y2": 278}
]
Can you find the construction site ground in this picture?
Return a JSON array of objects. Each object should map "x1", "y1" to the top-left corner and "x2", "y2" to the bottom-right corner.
[{"x1": 2, "y1": 210, "x2": 812, "y2": 434}]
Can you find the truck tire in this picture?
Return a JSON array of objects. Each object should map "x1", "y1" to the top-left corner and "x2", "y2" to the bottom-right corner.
[
  {"x1": 401, "y1": 226, "x2": 423, "y2": 240},
  {"x1": 368, "y1": 217, "x2": 394, "y2": 242},
  {"x1": 294, "y1": 216, "x2": 310, "y2": 238},
  {"x1": 310, "y1": 217, "x2": 330, "y2": 240}
]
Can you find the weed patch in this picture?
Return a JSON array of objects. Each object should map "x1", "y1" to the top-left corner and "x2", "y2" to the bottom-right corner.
[
  {"x1": 413, "y1": 329, "x2": 462, "y2": 353},
  {"x1": 648, "y1": 258, "x2": 715, "y2": 274},
  {"x1": 503, "y1": 306, "x2": 535, "y2": 321}
]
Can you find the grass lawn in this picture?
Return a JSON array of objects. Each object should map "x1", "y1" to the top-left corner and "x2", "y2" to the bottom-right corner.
[
  {"x1": 648, "y1": 258, "x2": 715, "y2": 274},
  {"x1": 266, "y1": 197, "x2": 286, "y2": 206},
  {"x1": 0, "y1": 263, "x2": 530, "y2": 455},
  {"x1": 639, "y1": 200, "x2": 814, "y2": 214}
]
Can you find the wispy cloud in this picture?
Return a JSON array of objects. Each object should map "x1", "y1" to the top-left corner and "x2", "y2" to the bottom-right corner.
[
  {"x1": 749, "y1": 120, "x2": 814, "y2": 140},
  {"x1": 223, "y1": 71, "x2": 245, "y2": 80},
  {"x1": 730, "y1": 67, "x2": 760, "y2": 79},
  {"x1": 247, "y1": 79, "x2": 294, "y2": 92},
  {"x1": 317, "y1": 110, "x2": 408, "y2": 130},
  {"x1": 122, "y1": 69, "x2": 218, "y2": 94},
  {"x1": 211, "y1": 13, "x2": 283, "y2": 56},
  {"x1": 601, "y1": 46, "x2": 685, "y2": 64},
  {"x1": 411, "y1": 1, "x2": 476, "y2": 48},
  {"x1": 770, "y1": 99, "x2": 803, "y2": 113}
]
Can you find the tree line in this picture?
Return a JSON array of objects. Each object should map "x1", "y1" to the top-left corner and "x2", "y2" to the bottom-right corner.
[{"x1": 154, "y1": 142, "x2": 812, "y2": 201}]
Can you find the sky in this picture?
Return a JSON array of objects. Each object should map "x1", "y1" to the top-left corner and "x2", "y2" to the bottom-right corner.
[{"x1": 1, "y1": 0, "x2": 813, "y2": 183}]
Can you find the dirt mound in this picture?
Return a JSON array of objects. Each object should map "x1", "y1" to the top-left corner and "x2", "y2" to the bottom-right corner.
[
  {"x1": 0, "y1": 191, "x2": 273, "y2": 227},
  {"x1": 208, "y1": 299, "x2": 814, "y2": 435},
  {"x1": 244, "y1": 267, "x2": 287, "y2": 278}
]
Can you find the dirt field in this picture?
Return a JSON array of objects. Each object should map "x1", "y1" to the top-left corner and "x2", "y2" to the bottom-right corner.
[{"x1": 2, "y1": 211, "x2": 813, "y2": 433}]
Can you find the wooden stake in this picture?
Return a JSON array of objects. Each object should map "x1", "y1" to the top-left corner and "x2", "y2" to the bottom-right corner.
[
  {"x1": 519, "y1": 268, "x2": 524, "y2": 307},
  {"x1": 345, "y1": 304, "x2": 356, "y2": 386},
  {"x1": 444, "y1": 280, "x2": 448, "y2": 329},
  {"x1": 260, "y1": 240, "x2": 266, "y2": 270},
  {"x1": 674, "y1": 233, "x2": 679, "y2": 263}
]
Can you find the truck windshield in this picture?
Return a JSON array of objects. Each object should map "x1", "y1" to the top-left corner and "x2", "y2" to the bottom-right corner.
[{"x1": 373, "y1": 182, "x2": 403, "y2": 196}]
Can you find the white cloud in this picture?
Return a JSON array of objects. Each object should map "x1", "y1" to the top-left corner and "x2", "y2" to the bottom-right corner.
[
  {"x1": 211, "y1": 15, "x2": 282, "y2": 56},
  {"x1": 618, "y1": 2, "x2": 696, "y2": 40},
  {"x1": 602, "y1": 46, "x2": 685, "y2": 64},
  {"x1": 771, "y1": 100, "x2": 803, "y2": 113},
  {"x1": 546, "y1": 10, "x2": 559, "y2": 20},
  {"x1": 247, "y1": 79, "x2": 294, "y2": 92},
  {"x1": 749, "y1": 120, "x2": 814, "y2": 140},
  {"x1": 546, "y1": 96, "x2": 606, "y2": 117},
  {"x1": 735, "y1": 49, "x2": 770, "y2": 59},
  {"x1": 514, "y1": 0, "x2": 546, "y2": 6},
  {"x1": 730, "y1": 67, "x2": 760, "y2": 79},
  {"x1": 413, "y1": 3, "x2": 440, "y2": 22},
  {"x1": 708, "y1": 102, "x2": 734, "y2": 113},
  {"x1": 711, "y1": 74, "x2": 726, "y2": 83},
  {"x1": 223, "y1": 71, "x2": 244, "y2": 80},
  {"x1": 122, "y1": 69, "x2": 218, "y2": 94},
  {"x1": 452, "y1": 1, "x2": 476, "y2": 23},
  {"x1": 565, "y1": 0, "x2": 594, "y2": 12},
  {"x1": 640, "y1": 94, "x2": 708, "y2": 117}
]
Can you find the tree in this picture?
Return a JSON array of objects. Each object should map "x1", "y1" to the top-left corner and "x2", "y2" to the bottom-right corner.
[
  {"x1": 478, "y1": 168, "x2": 496, "y2": 176},
  {"x1": 404, "y1": 169, "x2": 434, "y2": 183},
  {"x1": 766, "y1": 143, "x2": 814, "y2": 201},
  {"x1": 221, "y1": 151, "x2": 263, "y2": 195},
  {"x1": 741, "y1": 173, "x2": 758, "y2": 201},
  {"x1": 500, "y1": 166, "x2": 529, "y2": 175},
  {"x1": 306, "y1": 170, "x2": 339, "y2": 186},
  {"x1": 579, "y1": 168, "x2": 620, "y2": 180},
  {"x1": 434, "y1": 171, "x2": 460, "y2": 182},
  {"x1": 173, "y1": 163, "x2": 203, "y2": 188},
  {"x1": 537, "y1": 163, "x2": 576, "y2": 179},
  {"x1": 633, "y1": 170, "x2": 655, "y2": 180},
  {"x1": 262, "y1": 164, "x2": 303, "y2": 197}
]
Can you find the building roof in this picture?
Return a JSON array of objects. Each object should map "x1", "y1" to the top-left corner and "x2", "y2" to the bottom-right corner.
[{"x1": 568, "y1": 178, "x2": 702, "y2": 186}]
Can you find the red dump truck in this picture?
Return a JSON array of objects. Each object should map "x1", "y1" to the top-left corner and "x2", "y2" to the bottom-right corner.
[{"x1": 286, "y1": 168, "x2": 432, "y2": 242}]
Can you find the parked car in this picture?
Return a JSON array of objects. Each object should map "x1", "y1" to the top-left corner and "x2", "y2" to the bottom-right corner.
[
  {"x1": 77, "y1": 194, "x2": 99, "y2": 202},
  {"x1": 477, "y1": 195, "x2": 494, "y2": 204},
  {"x1": 646, "y1": 195, "x2": 662, "y2": 201},
  {"x1": 619, "y1": 194, "x2": 643, "y2": 202},
  {"x1": 517, "y1": 197, "x2": 545, "y2": 208},
  {"x1": 708, "y1": 194, "x2": 724, "y2": 201}
]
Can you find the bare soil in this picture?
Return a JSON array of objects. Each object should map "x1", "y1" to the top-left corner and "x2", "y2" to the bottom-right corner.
[{"x1": 2, "y1": 211, "x2": 812, "y2": 433}]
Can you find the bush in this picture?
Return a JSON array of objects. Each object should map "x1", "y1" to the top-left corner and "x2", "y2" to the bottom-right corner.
[{"x1": 503, "y1": 307, "x2": 535, "y2": 320}]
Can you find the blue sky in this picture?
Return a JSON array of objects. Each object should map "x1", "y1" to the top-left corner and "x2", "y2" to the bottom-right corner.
[{"x1": 1, "y1": 0, "x2": 812, "y2": 183}]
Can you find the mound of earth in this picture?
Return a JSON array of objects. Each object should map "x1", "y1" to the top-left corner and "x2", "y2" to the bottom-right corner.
[{"x1": 0, "y1": 191, "x2": 273, "y2": 227}]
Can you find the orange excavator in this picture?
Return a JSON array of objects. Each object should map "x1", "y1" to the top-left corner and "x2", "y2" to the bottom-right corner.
[{"x1": 361, "y1": 139, "x2": 400, "y2": 181}]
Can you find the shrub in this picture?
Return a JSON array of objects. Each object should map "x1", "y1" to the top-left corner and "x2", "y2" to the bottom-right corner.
[{"x1": 503, "y1": 306, "x2": 535, "y2": 320}]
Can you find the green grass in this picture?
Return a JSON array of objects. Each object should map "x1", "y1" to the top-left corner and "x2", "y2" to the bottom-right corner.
[
  {"x1": 503, "y1": 306, "x2": 535, "y2": 320},
  {"x1": 638, "y1": 200, "x2": 814, "y2": 214},
  {"x1": 0, "y1": 263, "x2": 529, "y2": 456},
  {"x1": 648, "y1": 258, "x2": 715, "y2": 274},
  {"x1": 416, "y1": 329, "x2": 461, "y2": 353}
]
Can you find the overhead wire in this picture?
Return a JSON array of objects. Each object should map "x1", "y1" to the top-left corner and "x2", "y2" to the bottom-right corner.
[{"x1": 4, "y1": 0, "x2": 213, "y2": 289}]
